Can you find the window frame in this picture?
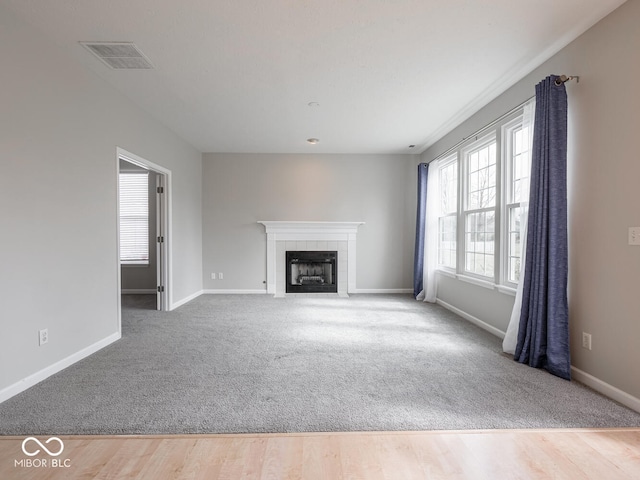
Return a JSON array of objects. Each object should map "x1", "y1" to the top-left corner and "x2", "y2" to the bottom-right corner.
[
  {"x1": 119, "y1": 171, "x2": 150, "y2": 266},
  {"x1": 501, "y1": 115, "x2": 531, "y2": 287},
  {"x1": 433, "y1": 107, "x2": 532, "y2": 292},
  {"x1": 437, "y1": 155, "x2": 459, "y2": 272},
  {"x1": 460, "y1": 131, "x2": 500, "y2": 282}
]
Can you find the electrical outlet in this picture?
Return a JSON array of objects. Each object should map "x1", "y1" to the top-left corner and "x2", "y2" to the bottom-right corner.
[
  {"x1": 211, "y1": 273, "x2": 216, "y2": 280},
  {"x1": 219, "y1": 272, "x2": 223, "y2": 280},
  {"x1": 582, "y1": 332, "x2": 592, "y2": 350},
  {"x1": 629, "y1": 227, "x2": 640, "y2": 245},
  {"x1": 39, "y1": 329, "x2": 48, "y2": 346}
]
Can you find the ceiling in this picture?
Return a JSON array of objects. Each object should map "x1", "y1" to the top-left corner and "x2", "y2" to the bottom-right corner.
[{"x1": 2, "y1": 0, "x2": 627, "y2": 154}]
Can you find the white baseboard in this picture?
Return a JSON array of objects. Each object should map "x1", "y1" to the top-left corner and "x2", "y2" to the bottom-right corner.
[
  {"x1": 434, "y1": 299, "x2": 640, "y2": 414},
  {"x1": 0, "y1": 332, "x2": 121, "y2": 404},
  {"x1": 121, "y1": 289, "x2": 156, "y2": 294},
  {"x1": 436, "y1": 298, "x2": 506, "y2": 339},
  {"x1": 203, "y1": 289, "x2": 268, "y2": 295},
  {"x1": 203, "y1": 288, "x2": 410, "y2": 295},
  {"x1": 571, "y1": 367, "x2": 640, "y2": 414},
  {"x1": 171, "y1": 290, "x2": 204, "y2": 310},
  {"x1": 353, "y1": 289, "x2": 413, "y2": 294}
]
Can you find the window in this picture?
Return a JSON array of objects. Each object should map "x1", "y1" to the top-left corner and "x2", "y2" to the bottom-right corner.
[
  {"x1": 431, "y1": 99, "x2": 533, "y2": 290},
  {"x1": 504, "y1": 120, "x2": 531, "y2": 284},
  {"x1": 119, "y1": 172, "x2": 149, "y2": 264},
  {"x1": 438, "y1": 157, "x2": 457, "y2": 269},
  {"x1": 463, "y1": 136, "x2": 497, "y2": 279}
]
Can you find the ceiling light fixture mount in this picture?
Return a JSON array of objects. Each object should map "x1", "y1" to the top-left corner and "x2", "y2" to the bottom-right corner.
[{"x1": 307, "y1": 138, "x2": 320, "y2": 145}]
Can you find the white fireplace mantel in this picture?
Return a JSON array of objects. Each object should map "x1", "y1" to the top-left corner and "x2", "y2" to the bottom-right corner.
[{"x1": 257, "y1": 221, "x2": 365, "y2": 296}]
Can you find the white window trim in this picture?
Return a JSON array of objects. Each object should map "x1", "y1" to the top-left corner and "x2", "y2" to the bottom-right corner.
[
  {"x1": 119, "y1": 171, "x2": 150, "y2": 265},
  {"x1": 433, "y1": 108, "x2": 532, "y2": 292},
  {"x1": 501, "y1": 114, "x2": 530, "y2": 288},
  {"x1": 437, "y1": 155, "x2": 459, "y2": 271},
  {"x1": 460, "y1": 131, "x2": 500, "y2": 282}
]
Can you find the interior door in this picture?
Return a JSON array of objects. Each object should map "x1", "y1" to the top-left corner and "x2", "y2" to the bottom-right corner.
[{"x1": 155, "y1": 173, "x2": 166, "y2": 311}]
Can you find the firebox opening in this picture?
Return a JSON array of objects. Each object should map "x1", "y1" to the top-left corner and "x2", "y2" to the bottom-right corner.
[{"x1": 286, "y1": 251, "x2": 338, "y2": 293}]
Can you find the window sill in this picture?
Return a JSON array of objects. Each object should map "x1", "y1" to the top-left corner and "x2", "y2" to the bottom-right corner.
[
  {"x1": 457, "y1": 275, "x2": 495, "y2": 290},
  {"x1": 121, "y1": 262, "x2": 149, "y2": 268},
  {"x1": 436, "y1": 269, "x2": 518, "y2": 296},
  {"x1": 496, "y1": 285, "x2": 517, "y2": 296},
  {"x1": 436, "y1": 269, "x2": 457, "y2": 279}
]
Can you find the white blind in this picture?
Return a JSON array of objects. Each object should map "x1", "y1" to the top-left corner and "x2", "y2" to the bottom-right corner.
[{"x1": 119, "y1": 172, "x2": 149, "y2": 263}]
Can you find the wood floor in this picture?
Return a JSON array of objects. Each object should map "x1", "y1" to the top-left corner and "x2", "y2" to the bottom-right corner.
[{"x1": 1, "y1": 428, "x2": 639, "y2": 479}]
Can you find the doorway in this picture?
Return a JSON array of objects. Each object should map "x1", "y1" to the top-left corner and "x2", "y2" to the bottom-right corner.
[{"x1": 117, "y1": 148, "x2": 171, "y2": 312}]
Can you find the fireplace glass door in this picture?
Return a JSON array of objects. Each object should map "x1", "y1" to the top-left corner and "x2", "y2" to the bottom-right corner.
[{"x1": 286, "y1": 251, "x2": 337, "y2": 293}]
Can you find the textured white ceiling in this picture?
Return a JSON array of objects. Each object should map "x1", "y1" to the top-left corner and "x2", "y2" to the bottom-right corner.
[{"x1": 1, "y1": 0, "x2": 627, "y2": 154}]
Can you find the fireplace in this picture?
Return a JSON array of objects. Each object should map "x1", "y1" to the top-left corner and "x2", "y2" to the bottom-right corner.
[
  {"x1": 257, "y1": 221, "x2": 364, "y2": 297},
  {"x1": 286, "y1": 251, "x2": 337, "y2": 293}
]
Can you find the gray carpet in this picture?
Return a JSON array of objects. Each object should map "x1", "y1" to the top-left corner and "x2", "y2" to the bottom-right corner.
[{"x1": 1, "y1": 294, "x2": 639, "y2": 435}]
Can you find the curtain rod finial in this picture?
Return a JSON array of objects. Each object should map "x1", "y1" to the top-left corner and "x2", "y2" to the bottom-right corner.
[{"x1": 555, "y1": 75, "x2": 579, "y2": 86}]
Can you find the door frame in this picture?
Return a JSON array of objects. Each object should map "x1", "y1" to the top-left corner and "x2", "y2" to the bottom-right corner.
[{"x1": 116, "y1": 147, "x2": 172, "y2": 319}]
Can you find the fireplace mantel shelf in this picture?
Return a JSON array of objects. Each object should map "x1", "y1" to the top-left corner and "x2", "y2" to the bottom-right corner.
[
  {"x1": 257, "y1": 221, "x2": 365, "y2": 234},
  {"x1": 257, "y1": 221, "x2": 365, "y2": 296}
]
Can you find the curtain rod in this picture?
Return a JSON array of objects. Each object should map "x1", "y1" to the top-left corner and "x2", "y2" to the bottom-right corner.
[
  {"x1": 428, "y1": 74, "x2": 578, "y2": 164},
  {"x1": 428, "y1": 95, "x2": 534, "y2": 164}
]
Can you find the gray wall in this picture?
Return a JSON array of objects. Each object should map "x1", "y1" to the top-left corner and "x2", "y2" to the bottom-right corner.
[
  {"x1": 421, "y1": 0, "x2": 640, "y2": 399},
  {"x1": 202, "y1": 153, "x2": 417, "y2": 291},
  {"x1": 0, "y1": 6, "x2": 202, "y2": 394}
]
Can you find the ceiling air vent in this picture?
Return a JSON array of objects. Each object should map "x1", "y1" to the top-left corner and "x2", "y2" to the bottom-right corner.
[{"x1": 80, "y1": 42, "x2": 154, "y2": 69}]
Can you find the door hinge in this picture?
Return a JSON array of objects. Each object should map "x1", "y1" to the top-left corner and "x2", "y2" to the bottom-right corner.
[
  {"x1": 157, "y1": 236, "x2": 164, "y2": 243},
  {"x1": 157, "y1": 285, "x2": 165, "y2": 292},
  {"x1": 157, "y1": 186, "x2": 164, "y2": 194}
]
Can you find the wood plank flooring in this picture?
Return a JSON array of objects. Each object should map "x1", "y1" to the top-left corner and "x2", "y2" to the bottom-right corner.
[{"x1": 1, "y1": 428, "x2": 639, "y2": 479}]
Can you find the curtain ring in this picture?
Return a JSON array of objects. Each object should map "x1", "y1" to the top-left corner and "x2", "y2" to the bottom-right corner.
[{"x1": 554, "y1": 75, "x2": 568, "y2": 86}]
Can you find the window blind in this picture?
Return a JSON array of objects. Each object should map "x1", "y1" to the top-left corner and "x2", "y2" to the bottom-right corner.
[{"x1": 119, "y1": 172, "x2": 149, "y2": 264}]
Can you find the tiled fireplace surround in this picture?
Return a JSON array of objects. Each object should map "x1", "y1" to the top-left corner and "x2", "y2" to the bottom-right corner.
[{"x1": 258, "y1": 221, "x2": 364, "y2": 297}]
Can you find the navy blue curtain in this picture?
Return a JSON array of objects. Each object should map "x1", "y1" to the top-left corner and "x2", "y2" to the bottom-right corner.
[
  {"x1": 413, "y1": 163, "x2": 429, "y2": 297},
  {"x1": 515, "y1": 75, "x2": 571, "y2": 380}
]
